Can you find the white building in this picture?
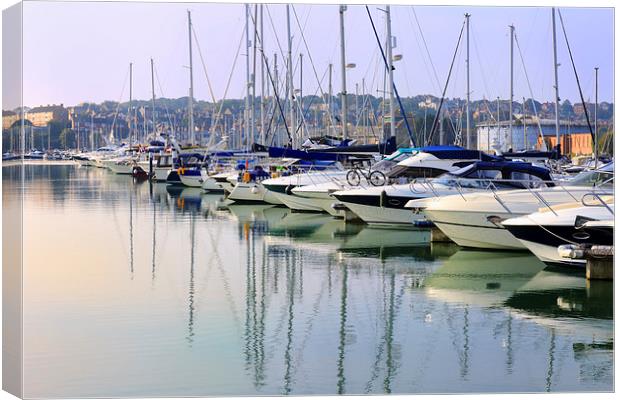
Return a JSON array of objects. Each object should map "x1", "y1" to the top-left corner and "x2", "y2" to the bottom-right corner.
[{"x1": 476, "y1": 116, "x2": 590, "y2": 153}]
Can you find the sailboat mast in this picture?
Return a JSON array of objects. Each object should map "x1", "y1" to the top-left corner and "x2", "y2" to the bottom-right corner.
[
  {"x1": 286, "y1": 4, "x2": 295, "y2": 146},
  {"x1": 509, "y1": 24, "x2": 514, "y2": 151},
  {"x1": 274, "y1": 53, "x2": 279, "y2": 146},
  {"x1": 465, "y1": 13, "x2": 471, "y2": 149},
  {"x1": 251, "y1": 4, "x2": 258, "y2": 145},
  {"x1": 260, "y1": 5, "x2": 265, "y2": 145},
  {"x1": 187, "y1": 10, "x2": 195, "y2": 146},
  {"x1": 245, "y1": 4, "x2": 251, "y2": 148},
  {"x1": 594, "y1": 66, "x2": 599, "y2": 168},
  {"x1": 386, "y1": 5, "x2": 395, "y2": 142},
  {"x1": 328, "y1": 63, "x2": 333, "y2": 136},
  {"x1": 129, "y1": 62, "x2": 133, "y2": 149},
  {"x1": 299, "y1": 52, "x2": 303, "y2": 139},
  {"x1": 496, "y1": 96, "x2": 500, "y2": 151},
  {"x1": 339, "y1": 4, "x2": 348, "y2": 141},
  {"x1": 150, "y1": 58, "x2": 156, "y2": 138},
  {"x1": 551, "y1": 7, "x2": 560, "y2": 151},
  {"x1": 523, "y1": 96, "x2": 527, "y2": 149}
]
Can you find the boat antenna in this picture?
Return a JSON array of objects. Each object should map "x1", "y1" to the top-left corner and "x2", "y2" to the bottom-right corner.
[{"x1": 365, "y1": 5, "x2": 415, "y2": 146}]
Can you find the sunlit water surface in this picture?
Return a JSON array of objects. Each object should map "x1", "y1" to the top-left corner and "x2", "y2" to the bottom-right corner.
[{"x1": 4, "y1": 163, "x2": 613, "y2": 397}]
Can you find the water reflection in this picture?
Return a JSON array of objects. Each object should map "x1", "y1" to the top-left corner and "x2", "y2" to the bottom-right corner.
[{"x1": 9, "y1": 164, "x2": 613, "y2": 397}]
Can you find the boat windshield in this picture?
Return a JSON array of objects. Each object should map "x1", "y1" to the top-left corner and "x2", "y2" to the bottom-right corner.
[
  {"x1": 431, "y1": 164, "x2": 547, "y2": 189},
  {"x1": 568, "y1": 168, "x2": 614, "y2": 187},
  {"x1": 370, "y1": 152, "x2": 413, "y2": 172},
  {"x1": 370, "y1": 159, "x2": 398, "y2": 172}
]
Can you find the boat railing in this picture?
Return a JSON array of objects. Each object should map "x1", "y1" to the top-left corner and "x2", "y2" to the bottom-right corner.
[
  {"x1": 581, "y1": 193, "x2": 614, "y2": 215},
  {"x1": 292, "y1": 164, "x2": 346, "y2": 188},
  {"x1": 408, "y1": 176, "x2": 556, "y2": 199},
  {"x1": 409, "y1": 176, "x2": 613, "y2": 215},
  {"x1": 490, "y1": 178, "x2": 613, "y2": 215}
]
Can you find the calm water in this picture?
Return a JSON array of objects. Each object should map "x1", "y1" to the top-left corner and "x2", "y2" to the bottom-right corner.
[{"x1": 4, "y1": 163, "x2": 614, "y2": 397}]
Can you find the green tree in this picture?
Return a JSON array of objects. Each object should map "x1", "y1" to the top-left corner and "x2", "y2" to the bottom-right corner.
[
  {"x1": 560, "y1": 99, "x2": 575, "y2": 118},
  {"x1": 59, "y1": 128, "x2": 76, "y2": 149}
]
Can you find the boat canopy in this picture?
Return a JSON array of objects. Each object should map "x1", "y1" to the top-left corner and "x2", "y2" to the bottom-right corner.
[{"x1": 417, "y1": 145, "x2": 500, "y2": 161}]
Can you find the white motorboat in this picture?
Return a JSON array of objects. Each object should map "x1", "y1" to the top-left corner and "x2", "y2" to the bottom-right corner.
[
  {"x1": 226, "y1": 166, "x2": 273, "y2": 203},
  {"x1": 501, "y1": 194, "x2": 614, "y2": 267},
  {"x1": 288, "y1": 148, "x2": 421, "y2": 216},
  {"x1": 410, "y1": 163, "x2": 614, "y2": 250},
  {"x1": 261, "y1": 161, "x2": 347, "y2": 211},
  {"x1": 225, "y1": 158, "x2": 324, "y2": 203},
  {"x1": 178, "y1": 166, "x2": 207, "y2": 188},
  {"x1": 139, "y1": 153, "x2": 174, "y2": 182},
  {"x1": 334, "y1": 161, "x2": 554, "y2": 226},
  {"x1": 262, "y1": 170, "x2": 348, "y2": 211},
  {"x1": 202, "y1": 170, "x2": 235, "y2": 192}
]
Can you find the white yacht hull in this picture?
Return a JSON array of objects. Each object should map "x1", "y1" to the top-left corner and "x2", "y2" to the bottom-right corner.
[
  {"x1": 179, "y1": 172, "x2": 205, "y2": 188},
  {"x1": 263, "y1": 190, "x2": 284, "y2": 205},
  {"x1": 275, "y1": 192, "x2": 326, "y2": 212},
  {"x1": 424, "y1": 210, "x2": 525, "y2": 250},
  {"x1": 152, "y1": 167, "x2": 171, "y2": 182},
  {"x1": 108, "y1": 163, "x2": 135, "y2": 175},
  {"x1": 221, "y1": 181, "x2": 235, "y2": 193},
  {"x1": 517, "y1": 238, "x2": 586, "y2": 267},
  {"x1": 202, "y1": 177, "x2": 224, "y2": 192},
  {"x1": 341, "y1": 201, "x2": 426, "y2": 226},
  {"x1": 313, "y1": 197, "x2": 345, "y2": 217},
  {"x1": 228, "y1": 182, "x2": 267, "y2": 203}
]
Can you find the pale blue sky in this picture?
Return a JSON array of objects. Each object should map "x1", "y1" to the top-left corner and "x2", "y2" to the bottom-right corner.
[{"x1": 19, "y1": 1, "x2": 614, "y2": 109}]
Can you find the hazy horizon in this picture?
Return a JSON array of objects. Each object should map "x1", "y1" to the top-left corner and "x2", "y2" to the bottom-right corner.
[{"x1": 12, "y1": 1, "x2": 615, "y2": 109}]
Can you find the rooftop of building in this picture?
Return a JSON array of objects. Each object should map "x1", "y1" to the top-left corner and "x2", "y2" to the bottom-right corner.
[
  {"x1": 476, "y1": 116, "x2": 590, "y2": 128},
  {"x1": 28, "y1": 104, "x2": 66, "y2": 113}
]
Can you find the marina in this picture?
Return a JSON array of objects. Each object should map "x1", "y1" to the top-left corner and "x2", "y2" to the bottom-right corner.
[
  {"x1": 4, "y1": 162, "x2": 614, "y2": 396},
  {"x1": 2, "y1": 1, "x2": 614, "y2": 397}
]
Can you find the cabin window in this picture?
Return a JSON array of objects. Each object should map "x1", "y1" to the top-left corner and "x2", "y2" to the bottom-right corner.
[
  {"x1": 570, "y1": 171, "x2": 614, "y2": 187},
  {"x1": 465, "y1": 169, "x2": 502, "y2": 180},
  {"x1": 389, "y1": 166, "x2": 448, "y2": 179}
]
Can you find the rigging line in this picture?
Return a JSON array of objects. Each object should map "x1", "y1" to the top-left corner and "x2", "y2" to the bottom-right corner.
[
  {"x1": 299, "y1": 65, "x2": 329, "y2": 118},
  {"x1": 292, "y1": 68, "x2": 327, "y2": 135},
  {"x1": 449, "y1": 33, "x2": 464, "y2": 99},
  {"x1": 109, "y1": 66, "x2": 130, "y2": 142},
  {"x1": 191, "y1": 25, "x2": 218, "y2": 105},
  {"x1": 470, "y1": 25, "x2": 491, "y2": 100},
  {"x1": 522, "y1": 7, "x2": 540, "y2": 53},
  {"x1": 153, "y1": 66, "x2": 176, "y2": 137},
  {"x1": 426, "y1": 18, "x2": 466, "y2": 145},
  {"x1": 410, "y1": 7, "x2": 442, "y2": 91},
  {"x1": 250, "y1": 10, "x2": 292, "y2": 146},
  {"x1": 557, "y1": 9, "x2": 594, "y2": 141},
  {"x1": 514, "y1": 33, "x2": 546, "y2": 149},
  {"x1": 291, "y1": 5, "x2": 337, "y2": 132},
  {"x1": 365, "y1": 5, "x2": 415, "y2": 146},
  {"x1": 205, "y1": 22, "x2": 246, "y2": 148},
  {"x1": 407, "y1": 10, "x2": 438, "y2": 94},
  {"x1": 290, "y1": 5, "x2": 313, "y2": 67},
  {"x1": 294, "y1": 68, "x2": 332, "y2": 136},
  {"x1": 445, "y1": 35, "x2": 465, "y2": 141},
  {"x1": 540, "y1": 15, "x2": 552, "y2": 101},
  {"x1": 264, "y1": 5, "x2": 288, "y2": 79}
]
